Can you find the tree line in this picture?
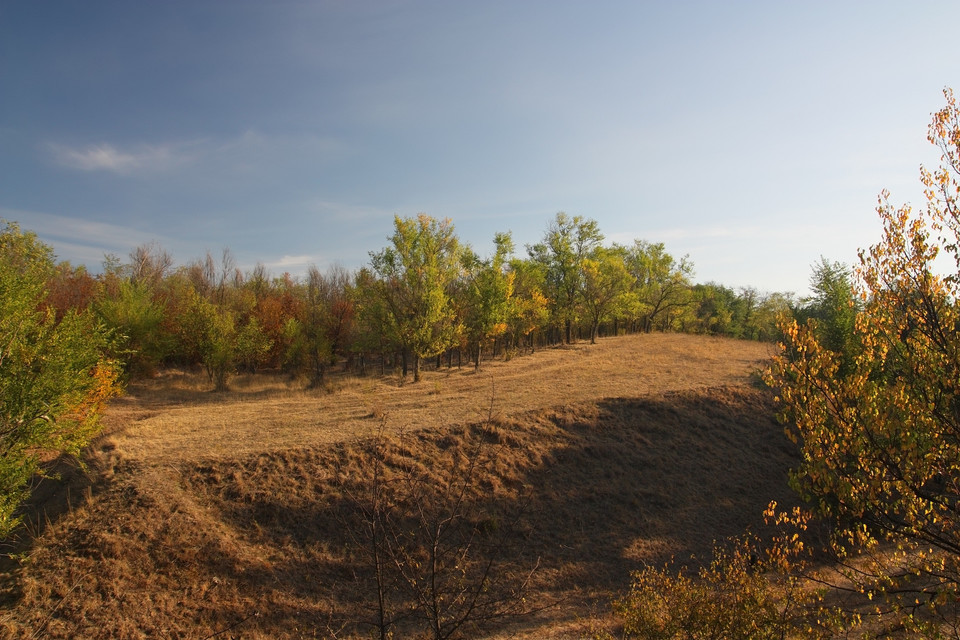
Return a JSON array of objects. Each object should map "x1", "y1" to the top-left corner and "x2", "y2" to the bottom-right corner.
[{"x1": 31, "y1": 212, "x2": 799, "y2": 391}]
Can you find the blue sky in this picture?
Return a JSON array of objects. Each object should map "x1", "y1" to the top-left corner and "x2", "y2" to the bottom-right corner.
[{"x1": 2, "y1": 1, "x2": 959, "y2": 294}]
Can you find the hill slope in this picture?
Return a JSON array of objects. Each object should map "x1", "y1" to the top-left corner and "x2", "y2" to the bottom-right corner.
[{"x1": 0, "y1": 334, "x2": 799, "y2": 639}]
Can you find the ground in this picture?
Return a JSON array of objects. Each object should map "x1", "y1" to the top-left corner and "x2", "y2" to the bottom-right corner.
[{"x1": 0, "y1": 333, "x2": 800, "y2": 639}]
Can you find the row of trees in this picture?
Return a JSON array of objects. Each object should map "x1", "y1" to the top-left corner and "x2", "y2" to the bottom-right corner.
[
  {"x1": 0, "y1": 205, "x2": 804, "y2": 540},
  {"x1": 36, "y1": 213, "x2": 797, "y2": 390}
]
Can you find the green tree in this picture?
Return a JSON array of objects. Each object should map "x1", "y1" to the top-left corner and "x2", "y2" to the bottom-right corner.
[
  {"x1": 351, "y1": 267, "x2": 398, "y2": 376},
  {"x1": 95, "y1": 279, "x2": 170, "y2": 377},
  {"x1": 0, "y1": 221, "x2": 120, "y2": 537},
  {"x1": 766, "y1": 88, "x2": 960, "y2": 625},
  {"x1": 457, "y1": 233, "x2": 515, "y2": 370},
  {"x1": 527, "y1": 212, "x2": 603, "y2": 344},
  {"x1": 287, "y1": 265, "x2": 355, "y2": 387},
  {"x1": 580, "y1": 245, "x2": 636, "y2": 344},
  {"x1": 625, "y1": 240, "x2": 693, "y2": 333},
  {"x1": 368, "y1": 215, "x2": 463, "y2": 382},
  {"x1": 176, "y1": 289, "x2": 270, "y2": 391},
  {"x1": 794, "y1": 257, "x2": 860, "y2": 372}
]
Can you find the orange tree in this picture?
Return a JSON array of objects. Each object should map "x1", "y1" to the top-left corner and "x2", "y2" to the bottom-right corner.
[
  {"x1": 0, "y1": 222, "x2": 120, "y2": 538},
  {"x1": 766, "y1": 89, "x2": 960, "y2": 622}
]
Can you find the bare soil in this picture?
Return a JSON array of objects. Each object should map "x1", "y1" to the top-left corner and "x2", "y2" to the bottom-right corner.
[{"x1": 0, "y1": 333, "x2": 800, "y2": 639}]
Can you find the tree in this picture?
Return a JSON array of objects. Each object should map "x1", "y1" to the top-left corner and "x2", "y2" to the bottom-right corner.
[
  {"x1": 580, "y1": 245, "x2": 636, "y2": 344},
  {"x1": 176, "y1": 289, "x2": 271, "y2": 391},
  {"x1": 766, "y1": 88, "x2": 960, "y2": 623},
  {"x1": 528, "y1": 212, "x2": 603, "y2": 344},
  {"x1": 504, "y1": 257, "x2": 549, "y2": 354},
  {"x1": 287, "y1": 265, "x2": 355, "y2": 387},
  {"x1": 794, "y1": 257, "x2": 860, "y2": 372},
  {"x1": 457, "y1": 233, "x2": 515, "y2": 370},
  {"x1": 368, "y1": 215, "x2": 463, "y2": 382},
  {"x1": 625, "y1": 240, "x2": 693, "y2": 333},
  {"x1": 0, "y1": 221, "x2": 120, "y2": 538},
  {"x1": 95, "y1": 279, "x2": 170, "y2": 377}
]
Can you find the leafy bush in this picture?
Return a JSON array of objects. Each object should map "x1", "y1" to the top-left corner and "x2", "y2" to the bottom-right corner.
[{"x1": 0, "y1": 221, "x2": 120, "y2": 537}]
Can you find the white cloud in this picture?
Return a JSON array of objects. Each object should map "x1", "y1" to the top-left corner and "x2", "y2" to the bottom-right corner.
[
  {"x1": 47, "y1": 141, "x2": 197, "y2": 174},
  {"x1": 263, "y1": 254, "x2": 316, "y2": 271}
]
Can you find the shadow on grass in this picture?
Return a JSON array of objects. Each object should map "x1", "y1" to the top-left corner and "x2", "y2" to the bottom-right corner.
[{"x1": 182, "y1": 385, "x2": 802, "y2": 635}]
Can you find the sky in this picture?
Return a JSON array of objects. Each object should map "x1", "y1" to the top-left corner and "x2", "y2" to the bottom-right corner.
[{"x1": 2, "y1": 1, "x2": 959, "y2": 296}]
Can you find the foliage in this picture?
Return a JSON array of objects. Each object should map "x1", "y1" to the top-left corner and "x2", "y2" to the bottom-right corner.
[
  {"x1": 624, "y1": 240, "x2": 694, "y2": 333},
  {"x1": 527, "y1": 212, "x2": 604, "y2": 344},
  {"x1": 0, "y1": 221, "x2": 121, "y2": 538},
  {"x1": 599, "y1": 503, "x2": 854, "y2": 640},
  {"x1": 457, "y1": 232, "x2": 515, "y2": 369},
  {"x1": 369, "y1": 215, "x2": 463, "y2": 382},
  {"x1": 766, "y1": 88, "x2": 960, "y2": 628},
  {"x1": 793, "y1": 257, "x2": 860, "y2": 373},
  {"x1": 689, "y1": 283, "x2": 789, "y2": 341},
  {"x1": 176, "y1": 289, "x2": 271, "y2": 391},
  {"x1": 504, "y1": 256, "x2": 549, "y2": 352},
  {"x1": 94, "y1": 279, "x2": 170, "y2": 377},
  {"x1": 284, "y1": 265, "x2": 355, "y2": 386},
  {"x1": 581, "y1": 245, "x2": 636, "y2": 343}
]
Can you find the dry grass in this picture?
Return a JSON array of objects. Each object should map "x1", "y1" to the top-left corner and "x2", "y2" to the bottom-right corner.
[
  {"x1": 0, "y1": 333, "x2": 797, "y2": 639},
  {"x1": 104, "y1": 333, "x2": 775, "y2": 464}
]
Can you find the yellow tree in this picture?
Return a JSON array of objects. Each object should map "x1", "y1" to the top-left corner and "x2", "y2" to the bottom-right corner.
[
  {"x1": 457, "y1": 232, "x2": 515, "y2": 370},
  {"x1": 767, "y1": 89, "x2": 960, "y2": 620},
  {"x1": 580, "y1": 245, "x2": 636, "y2": 344},
  {"x1": 369, "y1": 215, "x2": 463, "y2": 382}
]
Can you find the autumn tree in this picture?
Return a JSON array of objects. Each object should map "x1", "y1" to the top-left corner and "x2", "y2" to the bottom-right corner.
[
  {"x1": 0, "y1": 221, "x2": 121, "y2": 537},
  {"x1": 248, "y1": 269, "x2": 304, "y2": 371},
  {"x1": 44, "y1": 262, "x2": 98, "y2": 318},
  {"x1": 766, "y1": 88, "x2": 960, "y2": 626},
  {"x1": 285, "y1": 265, "x2": 354, "y2": 387},
  {"x1": 580, "y1": 245, "x2": 636, "y2": 343},
  {"x1": 368, "y1": 215, "x2": 463, "y2": 382},
  {"x1": 625, "y1": 240, "x2": 693, "y2": 333},
  {"x1": 457, "y1": 233, "x2": 515, "y2": 370},
  {"x1": 527, "y1": 212, "x2": 603, "y2": 344},
  {"x1": 504, "y1": 257, "x2": 549, "y2": 354},
  {"x1": 175, "y1": 287, "x2": 271, "y2": 391}
]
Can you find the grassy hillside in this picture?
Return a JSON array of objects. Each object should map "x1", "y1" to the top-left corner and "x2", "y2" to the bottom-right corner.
[{"x1": 0, "y1": 334, "x2": 800, "y2": 639}]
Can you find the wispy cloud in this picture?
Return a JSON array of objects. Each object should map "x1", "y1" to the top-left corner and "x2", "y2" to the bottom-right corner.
[
  {"x1": 47, "y1": 141, "x2": 196, "y2": 174},
  {"x1": 263, "y1": 254, "x2": 316, "y2": 272},
  {"x1": 0, "y1": 208, "x2": 170, "y2": 264}
]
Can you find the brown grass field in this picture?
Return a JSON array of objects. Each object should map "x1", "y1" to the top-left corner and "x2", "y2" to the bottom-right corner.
[{"x1": 0, "y1": 333, "x2": 802, "y2": 639}]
